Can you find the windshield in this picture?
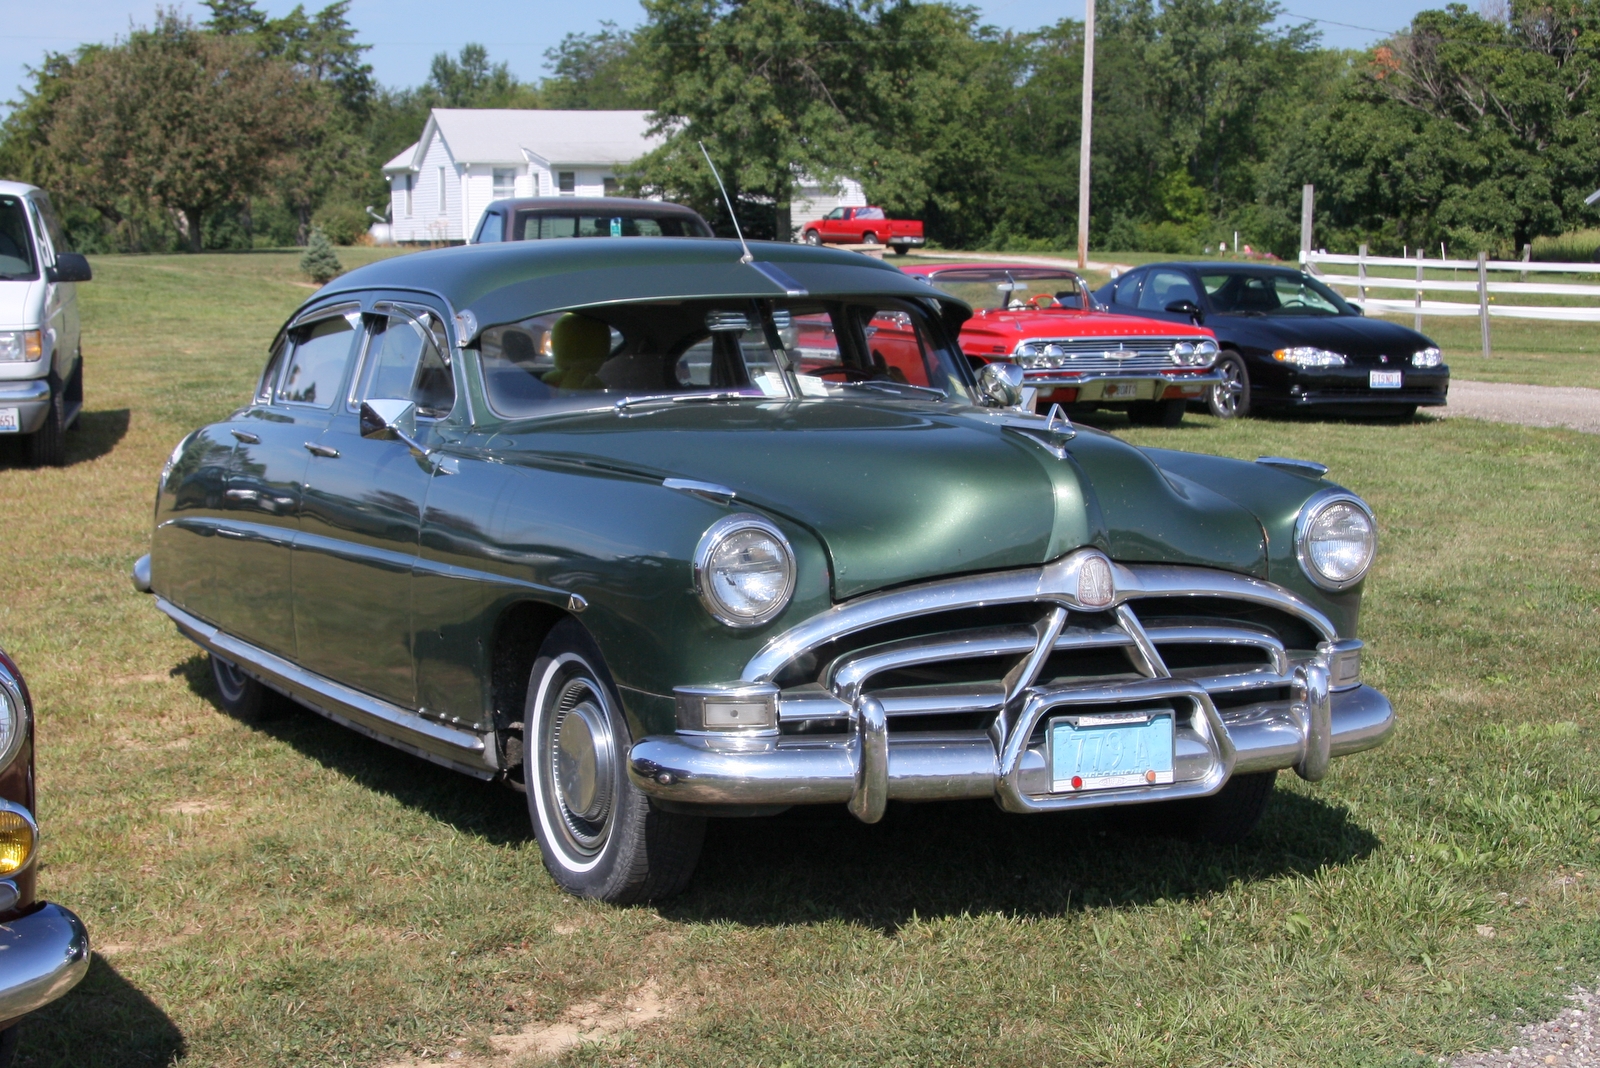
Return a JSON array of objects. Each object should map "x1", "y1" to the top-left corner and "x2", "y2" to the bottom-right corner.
[
  {"x1": 477, "y1": 297, "x2": 973, "y2": 419},
  {"x1": 923, "y1": 268, "x2": 1090, "y2": 312},
  {"x1": 1199, "y1": 271, "x2": 1352, "y2": 316},
  {"x1": 0, "y1": 196, "x2": 38, "y2": 281},
  {"x1": 512, "y1": 212, "x2": 710, "y2": 239}
]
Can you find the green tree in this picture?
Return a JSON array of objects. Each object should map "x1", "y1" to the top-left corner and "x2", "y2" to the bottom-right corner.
[
  {"x1": 41, "y1": 13, "x2": 310, "y2": 251},
  {"x1": 543, "y1": 22, "x2": 648, "y2": 108},
  {"x1": 428, "y1": 44, "x2": 541, "y2": 108},
  {"x1": 300, "y1": 226, "x2": 343, "y2": 281}
]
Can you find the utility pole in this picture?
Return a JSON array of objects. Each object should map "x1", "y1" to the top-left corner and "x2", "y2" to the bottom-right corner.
[{"x1": 1076, "y1": 0, "x2": 1096, "y2": 271}]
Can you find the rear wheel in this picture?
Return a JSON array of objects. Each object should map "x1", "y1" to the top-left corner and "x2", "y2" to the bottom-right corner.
[
  {"x1": 891, "y1": 246, "x2": 908, "y2": 256},
  {"x1": 209, "y1": 653, "x2": 283, "y2": 721},
  {"x1": 525, "y1": 619, "x2": 704, "y2": 903},
  {"x1": 23, "y1": 385, "x2": 65, "y2": 467},
  {"x1": 804, "y1": 230, "x2": 822, "y2": 246},
  {"x1": 1207, "y1": 351, "x2": 1250, "y2": 420}
]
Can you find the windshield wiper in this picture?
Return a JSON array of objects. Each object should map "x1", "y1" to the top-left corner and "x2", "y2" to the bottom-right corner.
[
  {"x1": 613, "y1": 391, "x2": 757, "y2": 412},
  {"x1": 840, "y1": 380, "x2": 947, "y2": 400}
]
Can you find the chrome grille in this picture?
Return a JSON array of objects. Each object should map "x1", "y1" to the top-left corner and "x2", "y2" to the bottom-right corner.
[{"x1": 1018, "y1": 337, "x2": 1190, "y2": 375}]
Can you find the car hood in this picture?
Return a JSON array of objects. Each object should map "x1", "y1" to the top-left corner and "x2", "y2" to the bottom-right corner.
[
  {"x1": 0, "y1": 279, "x2": 41, "y2": 328},
  {"x1": 487, "y1": 400, "x2": 1266, "y2": 600},
  {"x1": 963, "y1": 308, "x2": 1212, "y2": 343},
  {"x1": 1210, "y1": 313, "x2": 1432, "y2": 358}
]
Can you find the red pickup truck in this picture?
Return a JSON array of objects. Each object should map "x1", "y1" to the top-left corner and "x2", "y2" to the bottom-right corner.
[{"x1": 800, "y1": 207, "x2": 925, "y2": 255}]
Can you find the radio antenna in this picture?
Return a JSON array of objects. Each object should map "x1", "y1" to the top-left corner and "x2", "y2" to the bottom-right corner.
[{"x1": 698, "y1": 140, "x2": 753, "y2": 264}]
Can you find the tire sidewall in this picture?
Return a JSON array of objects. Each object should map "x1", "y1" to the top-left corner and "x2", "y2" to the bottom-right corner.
[
  {"x1": 523, "y1": 620, "x2": 645, "y2": 899},
  {"x1": 1208, "y1": 351, "x2": 1251, "y2": 419}
]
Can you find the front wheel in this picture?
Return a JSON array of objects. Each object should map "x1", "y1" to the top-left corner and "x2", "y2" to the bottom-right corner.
[
  {"x1": 804, "y1": 230, "x2": 822, "y2": 246},
  {"x1": 1207, "y1": 352, "x2": 1251, "y2": 420},
  {"x1": 23, "y1": 385, "x2": 65, "y2": 467},
  {"x1": 525, "y1": 619, "x2": 704, "y2": 903},
  {"x1": 209, "y1": 653, "x2": 282, "y2": 721},
  {"x1": 1180, "y1": 771, "x2": 1277, "y2": 845},
  {"x1": 1128, "y1": 399, "x2": 1186, "y2": 427}
]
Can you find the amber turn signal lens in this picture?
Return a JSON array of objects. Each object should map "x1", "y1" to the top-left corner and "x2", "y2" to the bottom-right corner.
[{"x1": 0, "y1": 809, "x2": 35, "y2": 876}]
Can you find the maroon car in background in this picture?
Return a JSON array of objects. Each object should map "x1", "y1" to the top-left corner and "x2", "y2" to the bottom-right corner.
[
  {"x1": 901, "y1": 263, "x2": 1223, "y2": 426},
  {"x1": 0, "y1": 649, "x2": 89, "y2": 1066}
]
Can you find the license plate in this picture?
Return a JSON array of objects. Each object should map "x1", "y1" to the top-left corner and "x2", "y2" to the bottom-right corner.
[
  {"x1": 1104, "y1": 382, "x2": 1138, "y2": 400},
  {"x1": 1050, "y1": 709, "x2": 1175, "y2": 792},
  {"x1": 0, "y1": 408, "x2": 17, "y2": 433},
  {"x1": 1370, "y1": 371, "x2": 1402, "y2": 389}
]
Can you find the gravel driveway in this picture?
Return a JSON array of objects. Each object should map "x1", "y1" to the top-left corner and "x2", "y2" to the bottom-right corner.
[
  {"x1": 1449, "y1": 985, "x2": 1597, "y2": 1067},
  {"x1": 1441, "y1": 380, "x2": 1600, "y2": 434}
]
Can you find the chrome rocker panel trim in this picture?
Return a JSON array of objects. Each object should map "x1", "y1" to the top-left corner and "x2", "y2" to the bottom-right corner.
[
  {"x1": 155, "y1": 598, "x2": 496, "y2": 779},
  {"x1": 0, "y1": 903, "x2": 91, "y2": 1028}
]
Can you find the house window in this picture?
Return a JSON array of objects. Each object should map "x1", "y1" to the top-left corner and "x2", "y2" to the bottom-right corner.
[
  {"x1": 404, "y1": 175, "x2": 413, "y2": 217},
  {"x1": 493, "y1": 168, "x2": 516, "y2": 200},
  {"x1": 438, "y1": 167, "x2": 447, "y2": 214},
  {"x1": 558, "y1": 172, "x2": 575, "y2": 195},
  {"x1": 603, "y1": 177, "x2": 618, "y2": 197}
]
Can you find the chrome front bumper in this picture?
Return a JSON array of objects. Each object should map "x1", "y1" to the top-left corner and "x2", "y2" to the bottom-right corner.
[
  {"x1": 0, "y1": 903, "x2": 91, "y2": 1028},
  {"x1": 630, "y1": 681, "x2": 1392, "y2": 819},
  {"x1": 0, "y1": 379, "x2": 53, "y2": 435}
]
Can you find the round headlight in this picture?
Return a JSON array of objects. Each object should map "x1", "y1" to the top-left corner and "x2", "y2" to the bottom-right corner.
[
  {"x1": 1196, "y1": 339, "x2": 1218, "y2": 356},
  {"x1": 0, "y1": 670, "x2": 27, "y2": 773},
  {"x1": 694, "y1": 515, "x2": 796, "y2": 627},
  {"x1": 1296, "y1": 492, "x2": 1377, "y2": 590}
]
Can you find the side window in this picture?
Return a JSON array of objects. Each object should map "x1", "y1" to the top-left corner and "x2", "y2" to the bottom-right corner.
[
  {"x1": 23, "y1": 201, "x2": 52, "y2": 265},
  {"x1": 1111, "y1": 272, "x2": 1143, "y2": 308},
  {"x1": 1138, "y1": 270, "x2": 1199, "y2": 311},
  {"x1": 356, "y1": 308, "x2": 456, "y2": 419},
  {"x1": 475, "y1": 212, "x2": 502, "y2": 243},
  {"x1": 824, "y1": 208, "x2": 846, "y2": 221},
  {"x1": 280, "y1": 313, "x2": 358, "y2": 408},
  {"x1": 256, "y1": 338, "x2": 287, "y2": 403}
]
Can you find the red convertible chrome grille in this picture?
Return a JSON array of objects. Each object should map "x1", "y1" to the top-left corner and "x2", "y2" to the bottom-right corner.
[
  {"x1": 746, "y1": 560, "x2": 1340, "y2": 735},
  {"x1": 1015, "y1": 337, "x2": 1192, "y2": 375}
]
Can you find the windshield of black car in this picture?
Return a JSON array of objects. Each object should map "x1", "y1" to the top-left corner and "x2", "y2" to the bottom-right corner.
[
  {"x1": 476, "y1": 298, "x2": 972, "y2": 419},
  {"x1": 924, "y1": 268, "x2": 1089, "y2": 311},
  {"x1": 0, "y1": 197, "x2": 38, "y2": 280},
  {"x1": 1199, "y1": 272, "x2": 1351, "y2": 316},
  {"x1": 512, "y1": 212, "x2": 710, "y2": 239}
]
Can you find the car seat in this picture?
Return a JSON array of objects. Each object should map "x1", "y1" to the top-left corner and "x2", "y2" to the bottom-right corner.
[{"x1": 541, "y1": 314, "x2": 610, "y2": 390}]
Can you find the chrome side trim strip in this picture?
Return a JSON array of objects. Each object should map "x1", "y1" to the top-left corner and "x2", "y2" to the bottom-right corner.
[{"x1": 154, "y1": 597, "x2": 494, "y2": 777}]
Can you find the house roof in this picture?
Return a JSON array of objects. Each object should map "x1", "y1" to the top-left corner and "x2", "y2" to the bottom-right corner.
[{"x1": 396, "y1": 109, "x2": 660, "y2": 171}]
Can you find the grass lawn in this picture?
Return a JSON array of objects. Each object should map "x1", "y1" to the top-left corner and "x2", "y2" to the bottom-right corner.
[{"x1": 2, "y1": 249, "x2": 1598, "y2": 1067}]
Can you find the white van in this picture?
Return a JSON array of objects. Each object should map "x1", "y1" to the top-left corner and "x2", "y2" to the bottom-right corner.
[{"x1": 0, "y1": 181, "x2": 90, "y2": 466}]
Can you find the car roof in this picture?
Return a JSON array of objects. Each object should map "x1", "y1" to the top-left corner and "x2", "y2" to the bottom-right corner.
[
  {"x1": 310, "y1": 238, "x2": 968, "y2": 340},
  {"x1": 487, "y1": 196, "x2": 706, "y2": 218},
  {"x1": 1135, "y1": 261, "x2": 1304, "y2": 275},
  {"x1": 0, "y1": 180, "x2": 41, "y2": 198}
]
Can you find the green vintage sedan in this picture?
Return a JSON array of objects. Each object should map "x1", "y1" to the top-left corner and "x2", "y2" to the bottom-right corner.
[{"x1": 133, "y1": 238, "x2": 1393, "y2": 903}]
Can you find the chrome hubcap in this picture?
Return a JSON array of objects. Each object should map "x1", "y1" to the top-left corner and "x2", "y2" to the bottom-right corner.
[
  {"x1": 543, "y1": 672, "x2": 616, "y2": 855},
  {"x1": 213, "y1": 656, "x2": 247, "y2": 702},
  {"x1": 1213, "y1": 361, "x2": 1244, "y2": 415}
]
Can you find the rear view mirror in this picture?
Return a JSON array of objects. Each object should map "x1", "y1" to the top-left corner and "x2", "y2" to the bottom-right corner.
[{"x1": 45, "y1": 253, "x2": 92, "y2": 284}]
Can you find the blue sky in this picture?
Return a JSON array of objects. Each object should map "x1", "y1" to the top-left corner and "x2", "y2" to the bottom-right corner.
[{"x1": 6, "y1": 0, "x2": 1434, "y2": 118}]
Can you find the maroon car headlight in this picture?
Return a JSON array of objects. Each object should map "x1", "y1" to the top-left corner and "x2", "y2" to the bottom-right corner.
[{"x1": 0, "y1": 667, "x2": 27, "y2": 773}]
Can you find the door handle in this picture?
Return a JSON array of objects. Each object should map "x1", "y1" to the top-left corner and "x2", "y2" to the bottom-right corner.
[
  {"x1": 304, "y1": 442, "x2": 340, "y2": 458},
  {"x1": 230, "y1": 429, "x2": 260, "y2": 444}
]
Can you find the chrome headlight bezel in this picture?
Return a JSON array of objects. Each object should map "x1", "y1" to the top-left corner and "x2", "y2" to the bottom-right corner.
[
  {"x1": 1412, "y1": 346, "x2": 1443, "y2": 368},
  {"x1": 0, "y1": 660, "x2": 31, "y2": 774},
  {"x1": 1295, "y1": 490, "x2": 1377, "y2": 591},
  {"x1": 693, "y1": 514, "x2": 797, "y2": 628},
  {"x1": 1274, "y1": 346, "x2": 1347, "y2": 368}
]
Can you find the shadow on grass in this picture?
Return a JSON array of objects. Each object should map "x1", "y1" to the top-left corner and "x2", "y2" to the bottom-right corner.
[
  {"x1": 0, "y1": 408, "x2": 130, "y2": 469},
  {"x1": 13, "y1": 954, "x2": 185, "y2": 1067},
  {"x1": 175, "y1": 653, "x2": 528, "y2": 847},
  {"x1": 664, "y1": 788, "x2": 1380, "y2": 930}
]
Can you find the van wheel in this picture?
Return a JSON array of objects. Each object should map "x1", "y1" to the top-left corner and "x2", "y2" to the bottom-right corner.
[
  {"x1": 525, "y1": 619, "x2": 704, "y2": 903},
  {"x1": 23, "y1": 386, "x2": 65, "y2": 467}
]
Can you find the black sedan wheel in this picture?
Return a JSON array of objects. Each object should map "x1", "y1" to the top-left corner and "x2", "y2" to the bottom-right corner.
[
  {"x1": 525, "y1": 619, "x2": 704, "y2": 903},
  {"x1": 1207, "y1": 352, "x2": 1251, "y2": 420}
]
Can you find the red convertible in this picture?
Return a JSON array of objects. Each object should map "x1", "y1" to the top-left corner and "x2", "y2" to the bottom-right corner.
[
  {"x1": 800, "y1": 207, "x2": 925, "y2": 255},
  {"x1": 900, "y1": 264, "x2": 1223, "y2": 426}
]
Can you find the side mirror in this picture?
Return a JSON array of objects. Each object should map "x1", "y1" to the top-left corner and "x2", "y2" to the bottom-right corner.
[
  {"x1": 45, "y1": 253, "x2": 91, "y2": 284},
  {"x1": 1350, "y1": 303, "x2": 1366, "y2": 316},
  {"x1": 977, "y1": 361, "x2": 1026, "y2": 409},
  {"x1": 1165, "y1": 300, "x2": 1202, "y2": 323},
  {"x1": 359, "y1": 398, "x2": 421, "y2": 449}
]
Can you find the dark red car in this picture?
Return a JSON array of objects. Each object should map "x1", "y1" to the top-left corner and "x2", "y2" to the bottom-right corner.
[
  {"x1": 900, "y1": 263, "x2": 1223, "y2": 426},
  {"x1": 0, "y1": 649, "x2": 89, "y2": 1066}
]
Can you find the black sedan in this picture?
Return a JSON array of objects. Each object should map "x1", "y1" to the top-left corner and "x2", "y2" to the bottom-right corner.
[{"x1": 1093, "y1": 263, "x2": 1449, "y2": 419}]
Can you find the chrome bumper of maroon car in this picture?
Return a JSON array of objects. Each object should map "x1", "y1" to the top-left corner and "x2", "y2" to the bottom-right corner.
[{"x1": 0, "y1": 903, "x2": 91, "y2": 1028}]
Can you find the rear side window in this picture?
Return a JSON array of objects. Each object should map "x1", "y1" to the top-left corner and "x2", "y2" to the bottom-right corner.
[
  {"x1": 280, "y1": 313, "x2": 359, "y2": 407},
  {"x1": 1138, "y1": 270, "x2": 1199, "y2": 310},
  {"x1": 475, "y1": 212, "x2": 503, "y2": 243},
  {"x1": 1110, "y1": 273, "x2": 1143, "y2": 308},
  {"x1": 0, "y1": 196, "x2": 37, "y2": 280},
  {"x1": 355, "y1": 307, "x2": 456, "y2": 419},
  {"x1": 513, "y1": 212, "x2": 705, "y2": 239}
]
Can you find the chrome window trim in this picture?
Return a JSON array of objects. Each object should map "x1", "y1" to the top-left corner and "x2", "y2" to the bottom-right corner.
[
  {"x1": 344, "y1": 300, "x2": 459, "y2": 424},
  {"x1": 0, "y1": 659, "x2": 31, "y2": 774},
  {"x1": 278, "y1": 305, "x2": 364, "y2": 411},
  {"x1": 741, "y1": 554, "x2": 1337, "y2": 685},
  {"x1": 1294, "y1": 489, "x2": 1377, "y2": 592}
]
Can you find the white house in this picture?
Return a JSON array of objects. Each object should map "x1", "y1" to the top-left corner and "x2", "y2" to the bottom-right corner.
[{"x1": 383, "y1": 107, "x2": 868, "y2": 244}]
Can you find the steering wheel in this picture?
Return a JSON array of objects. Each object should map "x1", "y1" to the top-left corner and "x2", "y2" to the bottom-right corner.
[
  {"x1": 1025, "y1": 295, "x2": 1056, "y2": 310},
  {"x1": 802, "y1": 363, "x2": 873, "y2": 381}
]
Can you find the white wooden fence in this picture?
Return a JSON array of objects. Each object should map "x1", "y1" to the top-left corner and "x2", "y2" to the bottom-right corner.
[{"x1": 1301, "y1": 248, "x2": 1600, "y2": 356}]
